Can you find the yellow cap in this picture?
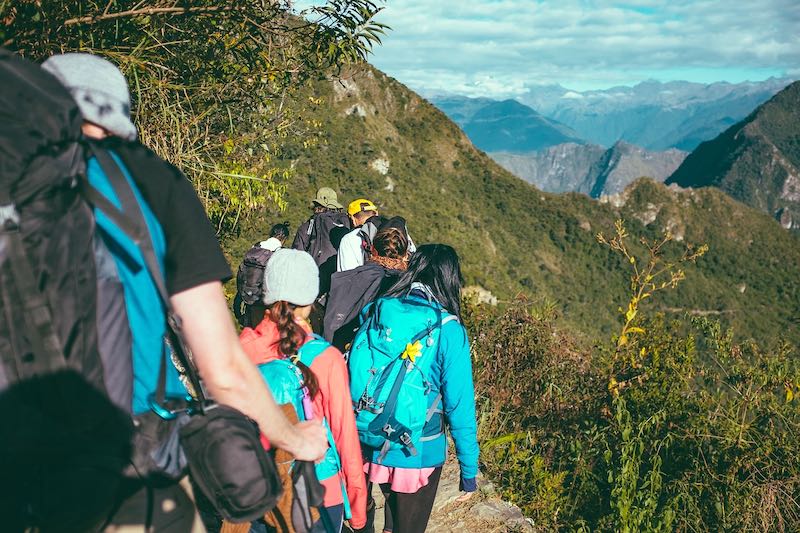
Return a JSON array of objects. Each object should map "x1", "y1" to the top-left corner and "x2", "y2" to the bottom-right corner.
[{"x1": 347, "y1": 198, "x2": 378, "y2": 216}]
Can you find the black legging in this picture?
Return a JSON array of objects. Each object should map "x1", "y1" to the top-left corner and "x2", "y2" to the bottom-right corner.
[{"x1": 367, "y1": 467, "x2": 443, "y2": 533}]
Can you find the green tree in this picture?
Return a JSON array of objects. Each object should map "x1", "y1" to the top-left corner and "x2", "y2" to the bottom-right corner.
[{"x1": 1, "y1": 0, "x2": 388, "y2": 235}]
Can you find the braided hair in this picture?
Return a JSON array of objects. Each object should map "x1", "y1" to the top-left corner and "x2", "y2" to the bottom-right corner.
[
  {"x1": 269, "y1": 300, "x2": 320, "y2": 399},
  {"x1": 372, "y1": 227, "x2": 409, "y2": 259}
]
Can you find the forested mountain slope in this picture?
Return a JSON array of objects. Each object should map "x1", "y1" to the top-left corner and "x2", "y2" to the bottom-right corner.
[
  {"x1": 229, "y1": 67, "x2": 800, "y2": 344},
  {"x1": 667, "y1": 81, "x2": 800, "y2": 230}
]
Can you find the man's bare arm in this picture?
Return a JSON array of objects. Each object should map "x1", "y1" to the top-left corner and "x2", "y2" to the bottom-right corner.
[{"x1": 170, "y1": 281, "x2": 326, "y2": 460}]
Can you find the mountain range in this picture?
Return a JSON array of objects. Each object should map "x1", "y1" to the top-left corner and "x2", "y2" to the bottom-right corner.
[
  {"x1": 667, "y1": 80, "x2": 800, "y2": 230},
  {"x1": 432, "y1": 97, "x2": 582, "y2": 152},
  {"x1": 491, "y1": 141, "x2": 687, "y2": 197},
  {"x1": 227, "y1": 68, "x2": 800, "y2": 345},
  {"x1": 431, "y1": 78, "x2": 792, "y2": 152}
]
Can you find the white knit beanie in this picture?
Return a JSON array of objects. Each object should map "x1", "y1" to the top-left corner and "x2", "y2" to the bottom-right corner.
[
  {"x1": 263, "y1": 249, "x2": 319, "y2": 306},
  {"x1": 41, "y1": 53, "x2": 137, "y2": 141}
]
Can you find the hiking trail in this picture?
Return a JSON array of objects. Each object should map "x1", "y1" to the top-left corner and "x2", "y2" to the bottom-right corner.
[{"x1": 370, "y1": 455, "x2": 533, "y2": 532}]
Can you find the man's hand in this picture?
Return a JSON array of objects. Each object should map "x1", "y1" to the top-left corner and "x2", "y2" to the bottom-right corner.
[
  {"x1": 172, "y1": 282, "x2": 329, "y2": 457},
  {"x1": 286, "y1": 420, "x2": 328, "y2": 461}
]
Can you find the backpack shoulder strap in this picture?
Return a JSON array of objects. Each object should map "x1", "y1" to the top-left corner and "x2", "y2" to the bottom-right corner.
[
  {"x1": 82, "y1": 144, "x2": 206, "y2": 407},
  {"x1": 297, "y1": 334, "x2": 330, "y2": 366},
  {"x1": 0, "y1": 195, "x2": 66, "y2": 376},
  {"x1": 441, "y1": 315, "x2": 459, "y2": 326}
]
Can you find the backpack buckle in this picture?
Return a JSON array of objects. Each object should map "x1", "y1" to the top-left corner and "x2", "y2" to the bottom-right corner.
[
  {"x1": 399, "y1": 432, "x2": 418, "y2": 456},
  {"x1": 356, "y1": 396, "x2": 384, "y2": 415}
]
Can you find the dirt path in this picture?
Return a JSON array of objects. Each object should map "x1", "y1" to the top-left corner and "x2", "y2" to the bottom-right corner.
[{"x1": 370, "y1": 456, "x2": 533, "y2": 533}]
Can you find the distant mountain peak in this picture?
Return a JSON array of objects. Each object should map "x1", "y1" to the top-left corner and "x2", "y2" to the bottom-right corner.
[
  {"x1": 666, "y1": 80, "x2": 800, "y2": 229},
  {"x1": 517, "y1": 77, "x2": 795, "y2": 150},
  {"x1": 610, "y1": 139, "x2": 635, "y2": 150},
  {"x1": 431, "y1": 97, "x2": 584, "y2": 153}
]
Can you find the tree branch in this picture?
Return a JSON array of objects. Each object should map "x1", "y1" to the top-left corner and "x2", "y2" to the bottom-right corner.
[{"x1": 63, "y1": 6, "x2": 234, "y2": 26}]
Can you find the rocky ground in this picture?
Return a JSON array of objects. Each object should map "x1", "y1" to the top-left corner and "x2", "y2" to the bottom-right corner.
[
  {"x1": 370, "y1": 455, "x2": 533, "y2": 533},
  {"x1": 112, "y1": 452, "x2": 533, "y2": 532}
]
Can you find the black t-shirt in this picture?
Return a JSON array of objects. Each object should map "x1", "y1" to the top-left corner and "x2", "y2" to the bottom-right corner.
[{"x1": 105, "y1": 139, "x2": 232, "y2": 295}]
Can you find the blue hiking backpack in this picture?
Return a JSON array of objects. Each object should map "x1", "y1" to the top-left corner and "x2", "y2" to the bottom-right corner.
[
  {"x1": 348, "y1": 295, "x2": 457, "y2": 462},
  {"x1": 256, "y1": 334, "x2": 351, "y2": 518}
]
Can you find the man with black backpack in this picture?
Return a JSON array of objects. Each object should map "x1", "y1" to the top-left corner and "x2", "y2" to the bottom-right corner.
[
  {"x1": 292, "y1": 187, "x2": 350, "y2": 287},
  {"x1": 0, "y1": 50, "x2": 327, "y2": 531},
  {"x1": 291, "y1": 187, "x2": 348, "y2": 259},
  {"x1": 234, "y1": 221, "x2": 290, "y2": 328}
]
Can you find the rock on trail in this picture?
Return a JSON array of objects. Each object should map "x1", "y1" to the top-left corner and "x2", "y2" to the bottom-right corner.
[{"x1": 369, "y1": 455, "x2": 533, "y2": 533}]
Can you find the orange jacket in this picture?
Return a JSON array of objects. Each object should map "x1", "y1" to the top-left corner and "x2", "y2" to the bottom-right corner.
[{"x1": 240, "y1": 317, "x2": 367, "y2": 529}]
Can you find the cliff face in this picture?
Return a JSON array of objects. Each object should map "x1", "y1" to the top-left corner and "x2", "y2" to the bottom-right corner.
[
  {"x1": 489, "y1": 143, "x2": 604, "y2": 194},
  {"x1": 590, "y1": 141, "x2": 687, "y2": 197},
  {"x1": 667, "y1": 81, "x2": 800, "y2": 229},
  {"x1": 491, "y1": 141, "x2": 686, "y2": 197}
]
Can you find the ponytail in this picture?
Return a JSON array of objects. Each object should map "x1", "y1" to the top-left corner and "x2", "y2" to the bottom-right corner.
[{"x1": 269, "y1": 301, "x2": 320, "y2": 399}]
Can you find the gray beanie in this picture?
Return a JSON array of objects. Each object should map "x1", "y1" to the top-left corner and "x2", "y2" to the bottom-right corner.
[
  {"x1": 41, "y1": 53, "x2": 137, "y2": 141},
  {"x1": 263, "y1": 249, "x2": 319, "y2": 306}
]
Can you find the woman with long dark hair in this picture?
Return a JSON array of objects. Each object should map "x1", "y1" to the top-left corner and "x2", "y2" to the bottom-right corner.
[{"x1": 349, "y1": 244, "x2": 479, "y2": 533}]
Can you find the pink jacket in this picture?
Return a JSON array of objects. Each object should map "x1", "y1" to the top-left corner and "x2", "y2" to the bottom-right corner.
[{"x1": 240, "y1": 317, "x2": 367, "y2": 529}]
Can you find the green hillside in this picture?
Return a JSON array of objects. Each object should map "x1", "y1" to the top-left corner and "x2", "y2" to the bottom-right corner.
[
  {"x1": 228, "y1": 66, "x2": 800, "y2": 345},
  {"x1": 667, "y1": 81, "x2": 800, "y2": 229}
]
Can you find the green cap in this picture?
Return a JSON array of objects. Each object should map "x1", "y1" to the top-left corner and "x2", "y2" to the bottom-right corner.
[{"x1": 312, "y1": 187, "x2": 343, "y2": 209}]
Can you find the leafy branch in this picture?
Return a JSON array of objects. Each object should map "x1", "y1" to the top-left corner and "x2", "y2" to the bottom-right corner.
[
  {"x1": 62, "y1": 5, "x2": 234, "y2": 27},
  {"x1": 1, "y1": 0, "x2": 389, "y2": 236},
  {"x1": 597, "y1": 220, "x2": 708, "y2": 393}
]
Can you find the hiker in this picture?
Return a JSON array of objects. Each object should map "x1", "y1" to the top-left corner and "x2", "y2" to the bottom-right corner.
[
  {"x1": 292, "y1": 188, "x2": 351, "y2": 333},
  {"x1": 234, "y1": 221, "x2": 291, "y2": 328},
  {"x1": 348, "y1": 244, "x2": 479, "y2": 533},
  {"x1": 240, "y1": 249, "x2": 367, "y2": 532},
  {"x1": 264, "y1": 220, "x2": 291, "y2": 249},
  {"x1": 14, "y1": 52, "x2": 327, "y2": 529},
  {"x1": 337, "y1": 198, "x2": 382, "y2": 272},
  {"x1": 379, "y1": 215, "x2": 417, "y2": 255},
  {"x1": 292, "y1": 186, "x2": 350, "y2": 265},
  {"x1": 324, "y1": 226, "x2": 409, "y2": 351}
]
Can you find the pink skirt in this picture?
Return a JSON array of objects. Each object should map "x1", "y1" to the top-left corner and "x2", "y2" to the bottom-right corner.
[{"x1": 364, "y1": 462, "x2": 436, "y2": 494}]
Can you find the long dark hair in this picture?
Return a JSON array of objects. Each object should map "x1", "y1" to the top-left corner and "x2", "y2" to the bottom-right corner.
[
  {"x1": 386, "y1": 244, "x2": 464, "y2": 319},
  {"x1": 269, "y1": 300, "x2": 320, "y2": 399}
]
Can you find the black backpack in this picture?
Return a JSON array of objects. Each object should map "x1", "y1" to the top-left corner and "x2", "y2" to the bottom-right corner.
[
  {"x1": 0, "y1": 48, "x2": 133, "y2": 532},
  {"x1": 306, "y1": 210, "x2": 350, "y2": 267},
  {"x1": 236, "y1": 245, "x2": 276, "y2": 306}
]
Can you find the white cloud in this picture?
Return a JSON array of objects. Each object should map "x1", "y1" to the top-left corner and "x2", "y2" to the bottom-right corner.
[{"x1": 355, "y1": 0, "x2": 800, "y2": 96}]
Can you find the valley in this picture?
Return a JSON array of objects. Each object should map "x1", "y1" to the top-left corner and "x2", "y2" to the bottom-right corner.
[{"x1": 491, "y1": 141, "x2": 686, "y2": 197}]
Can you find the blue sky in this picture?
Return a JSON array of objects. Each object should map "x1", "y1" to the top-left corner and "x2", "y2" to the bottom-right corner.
[{"x1": 298, "y1": 0, "x2": 800, "y2": 97}]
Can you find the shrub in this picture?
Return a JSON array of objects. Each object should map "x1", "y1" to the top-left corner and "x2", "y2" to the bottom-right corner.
[{"x1": 468, "y1": 221, "x2": 800, "y2": 531}]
